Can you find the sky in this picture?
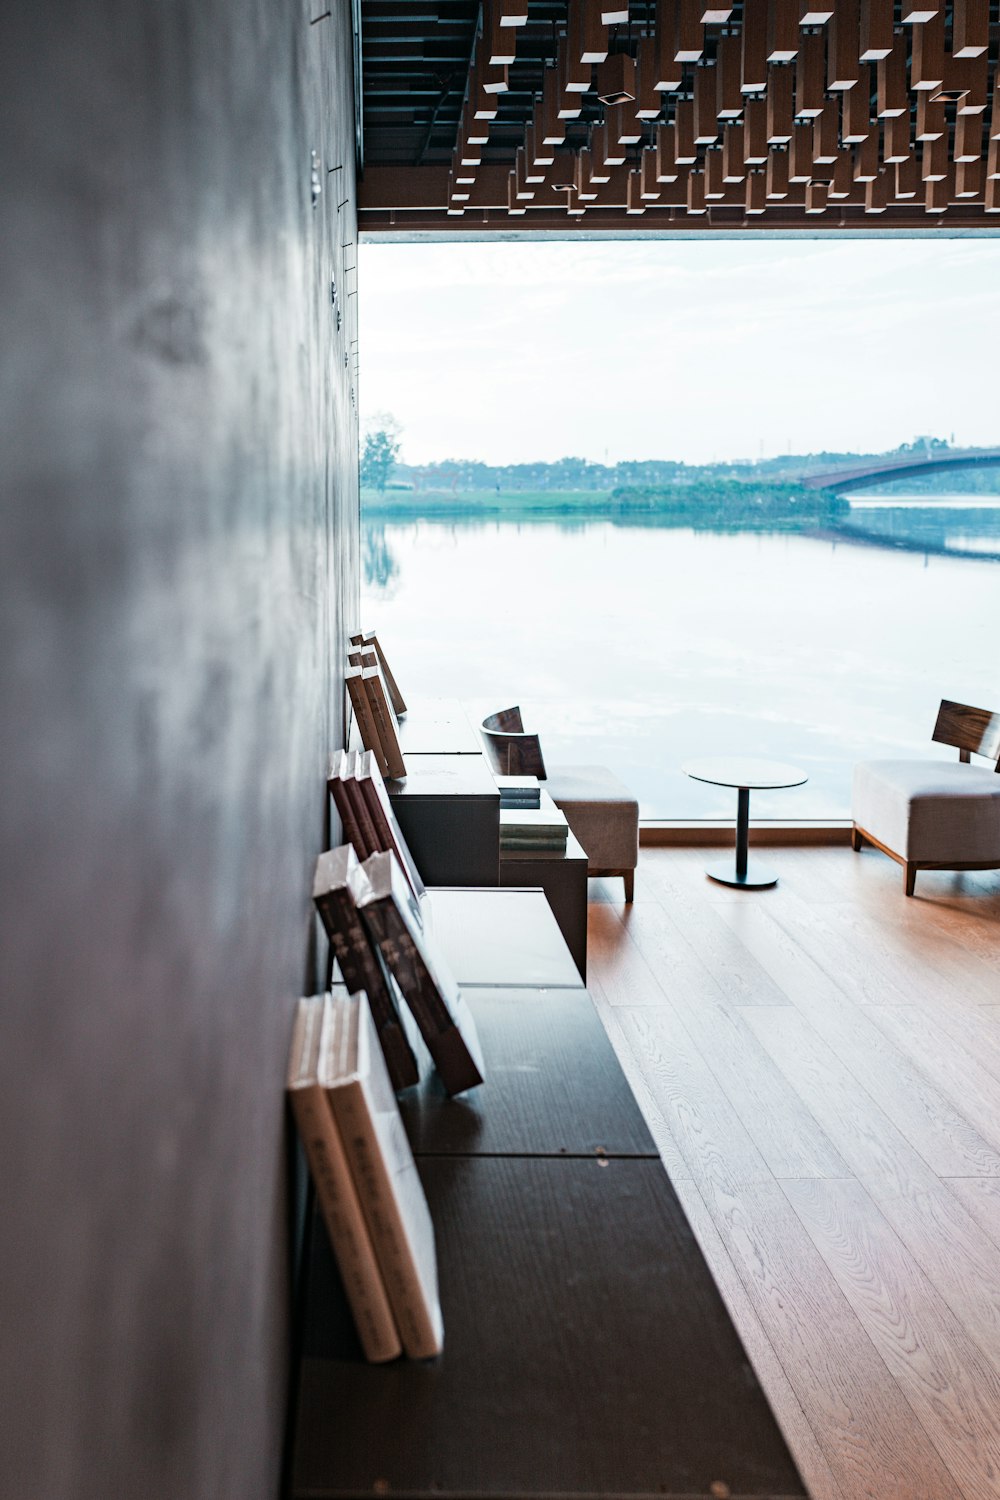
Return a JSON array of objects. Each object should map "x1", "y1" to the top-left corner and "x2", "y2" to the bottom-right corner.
[{"x1": 358, "y1": 237, "x2": 1000, "y2": 467}]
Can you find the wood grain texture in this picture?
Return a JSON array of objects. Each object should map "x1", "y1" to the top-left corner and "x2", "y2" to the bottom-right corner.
[
  {"x1": 784, "y1": 1177, "x2": 1000, "y2": 1498},
  {"x1": 721, "y1": 907, "x2": 1000, "y2": 1177},
  {"x1": 590, "y1": 848, "x2": 1000, "y2": 1500},
  {"x1": 398, "y1": 987, "x2": 657, "y2": 1159}
]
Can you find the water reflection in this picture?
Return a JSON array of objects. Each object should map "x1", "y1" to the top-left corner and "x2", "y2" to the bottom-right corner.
[{"x1": 360, "y1": 497, "x2": 998, "y2": 818}]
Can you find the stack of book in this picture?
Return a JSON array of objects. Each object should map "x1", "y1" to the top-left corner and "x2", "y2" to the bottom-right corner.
[
  {"x1": 495, "y1": 774, "x2": 541, "y2": 811},
  {"x1": 345, "y1": 631, "x2": 407, "y2": 780},
  {"x1": 500, "y1": 788, "x2": 569, "y2": 858},
  {"x1": 328, "y1": 748, "x2": 424, "y2": 901},
  {"x1": 313, "y1": 844, "x2": 485, "y2": 1100},
  {"x1": 287, "y1": 990, "x2": 444, "y2": 1364}
]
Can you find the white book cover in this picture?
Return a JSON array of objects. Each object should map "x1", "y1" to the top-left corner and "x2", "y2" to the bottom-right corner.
[
  {"x1": 322, "y1": 991, "x2": 444, "y2": 1359},
  {"x1": 287, "y1": 996, "x2": 401, "y2": 1363}
]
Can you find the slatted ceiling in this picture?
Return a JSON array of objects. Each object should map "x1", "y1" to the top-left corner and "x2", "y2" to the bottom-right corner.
[{"x1": 360, "y1": 1, "x2": 1000, "y2": 230}]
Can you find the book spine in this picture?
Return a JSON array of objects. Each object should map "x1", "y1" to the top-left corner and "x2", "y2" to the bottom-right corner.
[
  {"x1": 330, "y1": 1081, "x2": 443, "y2": 1359},
  {"x1": 357, "y1": 776, "x2": 425, "y2": 900},
  {"x1": 289, "y1": 1084, "x2": 401, "y2": 1363},
  {"x1": 315, "y1": 889, "x2": 419, "y2": 1091},
  {"x1": 360, "y1": 901, "x2": 482, "y2": 1096},
  {"x1": 347, "y1": 673, "x2": 390, "y2": 777},
  {"x1": 364, "y1": 673, "x2": 407, "y2": 779},
  {"x1": 329, "y1": 778, "x2": 364, "y2": 858},
  {"x1": 344, "y1": 776, "x2": 380, "y2": 859}
]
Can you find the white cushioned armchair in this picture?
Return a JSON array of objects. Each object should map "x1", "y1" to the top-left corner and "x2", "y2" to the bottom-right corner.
[{"x1": 851, "y1": 698, "x2": 1000, "y2": 896}]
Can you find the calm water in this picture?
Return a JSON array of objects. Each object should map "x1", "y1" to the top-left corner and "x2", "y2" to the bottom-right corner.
[{"x1": 361, "y1": 496, "x2": 1000, "y2": 819}]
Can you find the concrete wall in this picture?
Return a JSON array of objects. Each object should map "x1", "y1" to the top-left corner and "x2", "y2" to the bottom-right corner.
[{"x1": 0, "y1": 2, "x2": 358, "y2": 1495}]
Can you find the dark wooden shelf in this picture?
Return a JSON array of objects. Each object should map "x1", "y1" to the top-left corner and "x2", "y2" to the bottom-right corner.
[
  {"x1": 293, "y1": 1156, "x2": 806, "y2": 1500},
  {"x1": 398, "y1": 987, "x2": 657, "y2": 1159}
]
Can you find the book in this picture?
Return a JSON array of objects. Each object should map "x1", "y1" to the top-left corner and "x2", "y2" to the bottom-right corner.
[
  {"x1": 313, "y1": 847, "x2": 420, "y2": 1091},
  {"x1": 346, "y1": 666, "x2": 392, "y2": 777},
  {"x1": 500, "y1": 807, "x2": 569, "y2": 837},
  {"x1": 362, "y1": 666, "x2": 407, "y2": 779},
  {"x1": 353, "y1": 850, "x2": 486, "y2": 1097},
  {"x1": 495, "y1": 774, "x2": 542, "y2": 810},
  {"x1": 351, "y1": 630, "x2": 407, "y2": 718},
  {"x1": 328, "y1": 750, "x2": 364, "y2": 853},
  {"x1": 287, "y1": 996, "x2": 402, "y2": 1363},
  {"x1": 322, "y1": 989, "x2": 444, "y2": 1359},
  {"x1": 355, "y1": 749, "x2": 426, "y2": 900},
  {"x1": 342, "y1": 752, "x2": 382, "y2": 858}
]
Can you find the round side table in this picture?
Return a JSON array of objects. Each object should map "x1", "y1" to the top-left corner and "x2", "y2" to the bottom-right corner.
[{"x1": 681, "y1": 757, "x2": 808, "y2": 890}]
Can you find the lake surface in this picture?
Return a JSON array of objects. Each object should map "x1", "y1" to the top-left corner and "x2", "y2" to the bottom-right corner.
[{"x1": 361, "y1": 496, "x2": 1000, "y2": 819}]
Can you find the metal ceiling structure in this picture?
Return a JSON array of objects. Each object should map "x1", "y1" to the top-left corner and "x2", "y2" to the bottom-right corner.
[{"x1": 357, "y1": 1, "x2": 1000, "y2": 232}]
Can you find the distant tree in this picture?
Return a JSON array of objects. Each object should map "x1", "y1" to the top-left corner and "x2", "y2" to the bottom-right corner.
[{"x1": 361, "y1": 412, "x2": 402, "y2": 492}]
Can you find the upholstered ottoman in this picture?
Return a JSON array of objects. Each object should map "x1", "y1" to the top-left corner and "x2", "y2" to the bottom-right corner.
[
  {"x1": 851, "y1": 760, "x2": 1000, "y2": 896},
  {"x1": 544, "y1": 765, "x2": 640, "y2": 902}
]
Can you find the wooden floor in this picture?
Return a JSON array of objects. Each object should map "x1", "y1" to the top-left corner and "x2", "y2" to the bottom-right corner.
[{"x1": 587, "y1": 847, "x2": 1000, "y2": 1500}]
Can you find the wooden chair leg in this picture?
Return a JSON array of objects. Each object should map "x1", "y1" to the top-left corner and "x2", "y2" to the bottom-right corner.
[
  {"x1": 623, "y1": 869, "x2": 635, "y2": 903},
  {"x1": 850, "y1": 825, "x2": 863, "y2": 852},
  {"x1": 904, "y1": 861, "x2": 917, "y2": 897}
]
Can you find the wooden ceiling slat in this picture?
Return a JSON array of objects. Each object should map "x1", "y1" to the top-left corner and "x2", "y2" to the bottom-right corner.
[{"x1": 859, "y1": 0, "x2": 893, "y2": 64}]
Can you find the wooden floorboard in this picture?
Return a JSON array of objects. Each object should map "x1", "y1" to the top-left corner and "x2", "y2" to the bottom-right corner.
[{"x1": 589, "y1": 847, "x2": 1000, "y2": 1500}]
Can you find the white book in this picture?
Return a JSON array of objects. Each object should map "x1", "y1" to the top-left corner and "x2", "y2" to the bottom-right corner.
[
  {"x1": 287, "y1": 996, "x2": 401, "y2": 1364},
  {"x1": 322, "y1": 990, "x2": 444, "y2": 1360}
]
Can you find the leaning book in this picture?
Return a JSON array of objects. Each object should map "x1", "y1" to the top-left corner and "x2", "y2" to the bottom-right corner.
[
  {"x1": 313, "y1": 846, "x2": 420, "y2": 1091},
  {"x1": 353, "y1": 849, "x2": 486, "y2": 1097},
  {"x1": 323, "y1": 989, "x2": 444, "y2": 1360},
  {"x1": 287, "y1": 996, "x2": 402, "y2": 1364}
]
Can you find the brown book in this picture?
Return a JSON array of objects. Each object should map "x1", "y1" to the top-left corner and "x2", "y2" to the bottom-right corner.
[
  {"x1": 341, "y1": 750, "x2": 381, "y2": 858},
  {"x1": 363, "y1": 666, "x2": 406, "y2": 779},
  {"x1": 328, "y1": 750, "x2": 367, "y2": 856},
  {"x1": 346, "y1": 666, "x2": 391, "y2": 777},
  {"x1": 287, "y1": 996, "x2": 402, "y2": 1363},
  {"x1": 351, "y1": 630, "x2": 407, "y2": 717},
  {"x1": 322, "y1": 990, "x2": 443, "y2": 1359},
  {"x1": 355, "y1": 750, "x2": 425, "y2": 900},
  {"x1": 352, "y1": 850, "x2": 485, "y2": 1098},
  {"x1": 313, "y1": 847, "x2": 419, "y2": 1091}
]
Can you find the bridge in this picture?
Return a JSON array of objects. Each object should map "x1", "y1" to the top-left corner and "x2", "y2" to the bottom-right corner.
[{"x1": 801, "y1": 448, "x2": 1000, "y2": 494}]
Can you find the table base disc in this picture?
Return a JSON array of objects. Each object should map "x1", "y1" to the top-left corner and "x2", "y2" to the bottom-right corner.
[{"x1": 705, "y1": 861, "x2": 778, "y2": 890}]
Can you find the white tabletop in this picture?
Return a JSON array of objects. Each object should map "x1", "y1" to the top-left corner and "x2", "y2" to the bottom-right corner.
[{"x1": 682, "y1": 756, "x2": 808, "y2": 791}]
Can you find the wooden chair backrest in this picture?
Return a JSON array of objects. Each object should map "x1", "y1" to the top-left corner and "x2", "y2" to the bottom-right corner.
[
  {"x1": 481, "y1": 706, "x2": 547, "y2": 779},
  {"x1": 932, "y1": 699, "x2": 1000, "y2": 770}
]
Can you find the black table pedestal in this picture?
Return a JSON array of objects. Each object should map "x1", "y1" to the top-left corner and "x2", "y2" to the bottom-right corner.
[{"x1": 706, "y1": 787, "x2": 777, "y2": 890}]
